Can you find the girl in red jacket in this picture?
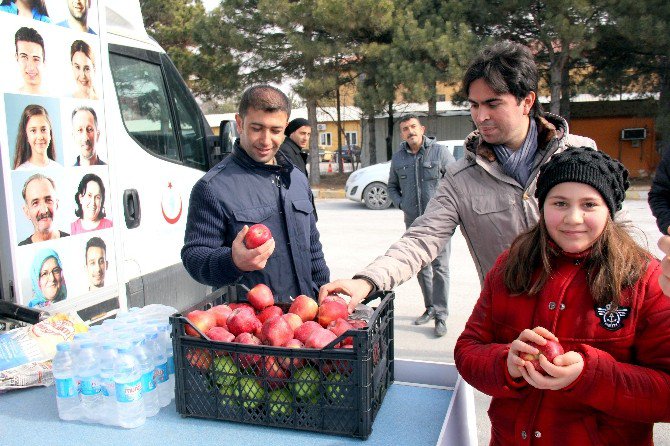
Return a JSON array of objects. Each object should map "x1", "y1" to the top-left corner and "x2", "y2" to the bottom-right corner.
[{"x1": 455, "y1": 146, "x2": 670, "y2": 445}]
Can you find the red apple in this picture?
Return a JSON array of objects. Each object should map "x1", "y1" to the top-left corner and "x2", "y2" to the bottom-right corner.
[
  {"x1": 186, "y1": 347, "x2": 212, "y2": 370},
  {"x1": 233, "y1": 332, "x2": 262, "y2": 369},
  {"x1": 261, "y1": 356, "x2": 289, "y2": 389},
  {"x1": 520, "y1": 340, "x2": 565, "y2": 375},
  {"x1": 244, "y1": 223, "x2": 272, "y2": 249},
  {"x1": 184, "y1": 310, "x2": 216, "y2": 337},
  {"x1": 347, "y1": 319, "x2": 368, "y2": 329},
  {"x1": 327, "y1": 318, "x2": 355, "y2": 346},
  {"x1": 278, "y1": 339, "x2": 305, "y2": 370},
  {"x1": 227, "y1": 307, "x2": 261, "y2": 336},
  {"x1": 317, "y1": 300, "x2": 349, "y2": 328},
  {"x1": 206, "y1": 326, "x2": 235, "y2": 343},
  {"x1": 207, "y1": 304, "x2": 232, "y2": 328},
  {"x1": 288, "y1": 295, "x2": 318, "y2": 322},
  {"x1": 261, "y1": 315, "x2": 294, "y2": 347},
  {"x1": 305, "y1": 328, "x2": 338, "y2": 349},
  {"x1": 322, "y1": 294, "x2": 347, "y2": 307},
  {"x1": 258, "y1": 305, "x2": 284, "y2": 324},
  {"x1": 229, "y1": 302, "x2": 255, "y2": 312},
  {"x1": 294, "y1": 320, "x2": 322, "y2": 344},
  {"x1": 247, "y1": 283, "x2": 274, "y2": 310},
  {"x1": 282, "y1": 313, "x2": 303, "y2": 331}
]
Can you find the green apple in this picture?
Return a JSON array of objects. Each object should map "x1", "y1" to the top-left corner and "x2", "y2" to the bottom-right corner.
[
  {"x1": 326, "y1": 372, "x2": 346, "y2": 403},
  {"x1": 235, "y1": 377, "x2": 265, "y2": 409},
  {"x1": 219, "y1": 384, "x2": 237, "y2": 409},
  {"x1": 268, "y1": 388, "x2": 293, "y2": 417},
  {"x1": 213, "y1": 355, "x2": 239, "y2": 387},
  {"x1": 292, "y1": 365, "x2": 320, "y2": 401}
]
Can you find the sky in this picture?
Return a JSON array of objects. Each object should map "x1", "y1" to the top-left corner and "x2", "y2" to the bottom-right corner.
[{"x1": 202, "y1": 0, "x2": 219, "y2": 11}]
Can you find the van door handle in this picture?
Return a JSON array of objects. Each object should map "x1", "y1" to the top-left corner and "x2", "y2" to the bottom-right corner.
[{"x1": 123, "y1": 189, "x2": 141, "y2": 229}]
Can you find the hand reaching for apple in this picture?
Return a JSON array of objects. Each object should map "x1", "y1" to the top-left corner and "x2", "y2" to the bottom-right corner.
[
  {"x1": 318, "y1": 279, "x2": 372, "y2": 313},
  {"x1": 232, "y1": 225, "x2": 275, "y2": 272}
]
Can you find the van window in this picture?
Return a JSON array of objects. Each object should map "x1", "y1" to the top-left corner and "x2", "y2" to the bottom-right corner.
[
  {"x1": 161, "y1": 54, "x2": 207, "y2": 170},
  {"x1": 109, "y1": 53, "x2": 180, "y2": 161}
]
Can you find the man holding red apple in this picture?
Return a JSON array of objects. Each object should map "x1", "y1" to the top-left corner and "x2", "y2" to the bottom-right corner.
[{"x1": 182, "y1": 85, "x2": 330, "y2": 302}]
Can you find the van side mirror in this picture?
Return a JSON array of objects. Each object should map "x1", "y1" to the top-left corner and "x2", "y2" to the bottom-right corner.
[
  {"x1": 209, "y1": 120, "x2": 237, "y2": 167},
  {"x1": 219, "y1": 120, "x2": 237, "y2": 155}
]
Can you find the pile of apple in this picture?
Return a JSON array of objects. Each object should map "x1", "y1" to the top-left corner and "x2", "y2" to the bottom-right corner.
[
  {"x1": 181, "y1": 284, "x2": 368, "y2": 411},
  {"x1": 184, "y1": 283, "x2": 367, "y2": 350}
]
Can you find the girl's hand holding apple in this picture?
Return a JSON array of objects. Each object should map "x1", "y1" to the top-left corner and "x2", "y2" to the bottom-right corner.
[
  {"x1": 506, "y1": 326, "x2": 559, "y2": 379},
  {"x1": 520, "y1": 351, "x2": 584, "y2": 391}
]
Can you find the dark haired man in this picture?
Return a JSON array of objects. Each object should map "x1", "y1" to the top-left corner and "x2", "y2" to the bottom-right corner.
[
  {"x1": 182, "y1": 85, "x2": 329, "y2": 302},
  {"x1": 57, "y1": 0, "x2": 96, "y2": 34},
  {"x1": 72, "y1": 106, "x2": 105, "y2": 166},
  {"x1": 14, "y1": 26, "x2": 45, "y2": 95},
  {"x1": 85, "y1": 237, "x2": 108, "y2": 290},
  {"x1": 320, "y1": 40, "x2": 595, "y2": 310},
  {"x1": 389, "y1": 114, "x2": 455, "y2": 336},
  {"x1": 279, "y1": 117, "x2": 310, "y2": 176}
]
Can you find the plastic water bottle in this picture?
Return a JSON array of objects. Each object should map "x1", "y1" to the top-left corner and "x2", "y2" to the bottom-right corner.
[
  {"x1": 52, "y1": 342, "x2": 79, "y2": 421},
  {"x1": 144, "y1": 329, "x2": 170, "y2": 407},
  {"x1": 132, "y1": 332, "x2": 159, "y2": 417},
  {"x1": 156, "y1": 322, "x2": 175, "y2": 400},
  {"x1": 76, "y1": 340, "x2": 103, "y2": 422},
  {"x1": 98, "y1": 341, "x2": 118, "y2": 425},
  {"x1": 114, "y1": 341, "x2": 146, "y2": 429}
]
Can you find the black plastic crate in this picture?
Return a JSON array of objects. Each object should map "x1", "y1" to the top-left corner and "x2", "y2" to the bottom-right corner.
[{"x1": 170, "y1": 285, "x2": 394, "y2": 439}]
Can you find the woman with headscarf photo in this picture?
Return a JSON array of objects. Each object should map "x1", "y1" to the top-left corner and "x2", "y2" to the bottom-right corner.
[{"x1": 28, "y1": 248, "x2": 67, "y2": 308}]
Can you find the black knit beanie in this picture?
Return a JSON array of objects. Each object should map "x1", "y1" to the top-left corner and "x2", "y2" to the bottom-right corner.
[
  {"x1": 285, "y1": 118, "x2": 310, "y2": 136},
  {"x1": 535, "y1": 146, "x2": 629, "y2": 217}
]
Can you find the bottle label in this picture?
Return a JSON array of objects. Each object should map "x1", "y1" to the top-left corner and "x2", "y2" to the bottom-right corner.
[
  {"x1": 168, "y1": 356, "x2": 175, "y2": 375},
  {"x1": 100, "y1": 379, "x2": 115, "y2": 397},
  {"x1": 80, "y1": 377, "x2": 102, "y2": 396},
  {"x1": 154, "y1": 362, "x2": 169, "y2": 384},
  {"x1": 141, "y1": 370, "x2": 156, "y2": 392},
  {"x1": 55, "y1": 378, "x2": 77, "y2": 398},
  {"x1": 116, "y1": 378, "x2": 143, "y2": 403}
]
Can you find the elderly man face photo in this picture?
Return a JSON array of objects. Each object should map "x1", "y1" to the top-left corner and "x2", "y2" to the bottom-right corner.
[{"x1": 23, "y1": 177, "x2": 58, "y2": 237}]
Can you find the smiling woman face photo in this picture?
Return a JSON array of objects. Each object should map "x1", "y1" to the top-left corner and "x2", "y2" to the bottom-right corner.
[
  {"x1": 70, "y1": 40, "x2": 97, "y2": 99},
  {"x1": 80, "y1": 179, "x2": 102, "y2": 222}
]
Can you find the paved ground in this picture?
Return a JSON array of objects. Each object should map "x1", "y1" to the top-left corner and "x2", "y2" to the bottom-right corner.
[{"x1": 315, "y1": 196, "x2": 669, "y2": 446}]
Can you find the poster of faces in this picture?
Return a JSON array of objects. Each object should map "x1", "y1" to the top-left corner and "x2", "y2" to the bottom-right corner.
[{"x1": 0, "y1": 1, "x2": 116, "y2": 309}]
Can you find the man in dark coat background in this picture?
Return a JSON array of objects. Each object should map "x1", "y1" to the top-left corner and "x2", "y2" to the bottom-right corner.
[{"x1": 279, "y1": 117, "x2": 310, "y2": 176}]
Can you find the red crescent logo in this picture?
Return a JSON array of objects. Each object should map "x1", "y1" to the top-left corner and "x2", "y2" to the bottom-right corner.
[{"x1": 162, "y1": 187, "x2": 183, "y2": 224}]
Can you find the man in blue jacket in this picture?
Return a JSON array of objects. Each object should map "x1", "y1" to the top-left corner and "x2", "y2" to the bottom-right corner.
[
  {"x1": 181, "y1": 85, "x2": 329, "y2": 302},
  {"x1": 388, "y1": 115, "x2": 455, "y2": 336}
]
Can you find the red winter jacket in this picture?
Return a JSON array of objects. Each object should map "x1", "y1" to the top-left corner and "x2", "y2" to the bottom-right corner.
[{"x1": 455, "y1": 250, "x2": 670, "y2": 445}]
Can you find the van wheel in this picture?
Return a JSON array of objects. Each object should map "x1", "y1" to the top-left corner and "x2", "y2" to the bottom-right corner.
[{"x1": 363, "y1": 182, "x2": 391, "y2": 210}]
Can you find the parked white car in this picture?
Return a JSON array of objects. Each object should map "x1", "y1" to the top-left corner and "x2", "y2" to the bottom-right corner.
[{"x1": 345, "y1": 140, "x2": 465, "y2": 209}]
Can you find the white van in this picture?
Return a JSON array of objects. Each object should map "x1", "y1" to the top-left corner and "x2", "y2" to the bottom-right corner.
[
  {"x1": 0, "y1": 1, "x2": 234, "y2": 322},
  {"x1": 345, "y1": 139, "x2": 465, "y2": 210}
]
